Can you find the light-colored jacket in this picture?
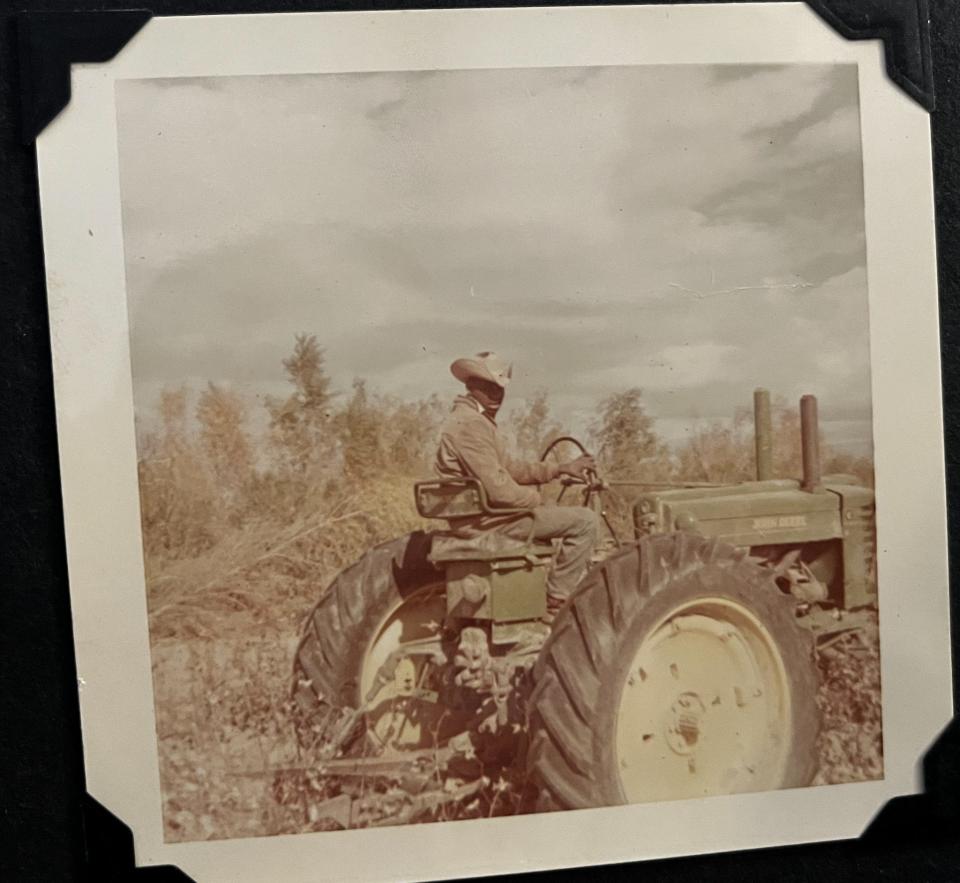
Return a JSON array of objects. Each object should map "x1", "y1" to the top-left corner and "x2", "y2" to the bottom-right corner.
[{"x1": 434, "y1": 395, "x2": 560, "y2": 512}]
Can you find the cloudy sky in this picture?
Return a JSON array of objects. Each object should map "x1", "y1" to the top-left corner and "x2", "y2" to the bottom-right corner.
[{"x1": 116, "y1": 64, "x2": 872, "y2": 453}]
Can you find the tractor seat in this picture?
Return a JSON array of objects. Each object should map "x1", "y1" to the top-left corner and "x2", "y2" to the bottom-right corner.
[
  {"x1": 414, "y1": 477, "x2": 528, "y2": 521},
  {"x1": 414, "y1": 478, "x2": 555, "y2": 565},
  {"x1": 429, "y1": 532, "x2": 556, "y2": 565}
]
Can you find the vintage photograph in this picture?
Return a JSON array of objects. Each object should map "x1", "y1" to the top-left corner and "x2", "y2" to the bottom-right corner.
[{"x1": 114, "y1": 60, "x2": 884, "y2": 842}]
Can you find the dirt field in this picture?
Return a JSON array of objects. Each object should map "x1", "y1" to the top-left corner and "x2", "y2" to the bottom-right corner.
[
  {"x1": 150, "y1": 596, "x2": 882, "y2": 843},
  {"x1": 810, "y1": 607, "x2": 884, "y2": 785}
]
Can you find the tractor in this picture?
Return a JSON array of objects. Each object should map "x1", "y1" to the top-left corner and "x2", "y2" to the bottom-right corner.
[{"x1": 287, "y1": 390, "x2": 876, "y2": 827}]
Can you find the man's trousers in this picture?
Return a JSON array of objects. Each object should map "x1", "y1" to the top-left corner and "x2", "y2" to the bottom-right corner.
[{"x1": 495, "y1": 505, "x2": 600, "y2": 603}]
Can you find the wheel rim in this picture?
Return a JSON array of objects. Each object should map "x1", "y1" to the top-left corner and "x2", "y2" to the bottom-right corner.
[
  {"x1": 614, "y1": 597, "x2": 793, "y2": 803},
  {"x1": 359, "y1": 583, "x2": 447, "y2": 750}
]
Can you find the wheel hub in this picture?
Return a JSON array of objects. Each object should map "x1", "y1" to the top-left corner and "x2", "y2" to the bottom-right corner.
[
  {"x1": 615, "y1": 600, "x2": 792, "y2": 803},
  {"x1": 359, "y1": 586, "x2": 448, "y2": 751},
  {"x1": 665, "y1": 692, "x2": 706, "y2": 756}
]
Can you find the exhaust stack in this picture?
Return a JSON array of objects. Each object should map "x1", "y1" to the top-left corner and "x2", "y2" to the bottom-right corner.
[
  {"x1": 754, "y1": 388, "x2": 773, "y2": 481},
  {"x1": 800, "y1": 394, "x2": 821, "y2": 492}
]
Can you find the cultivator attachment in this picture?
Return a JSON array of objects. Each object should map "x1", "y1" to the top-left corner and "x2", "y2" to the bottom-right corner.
[{"x1": 271, "y1": 744, "x2": 490, "y2": 830}]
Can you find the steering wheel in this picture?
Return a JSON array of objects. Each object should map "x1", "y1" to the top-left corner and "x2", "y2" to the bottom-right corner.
[{"x1": 539, "y1": 436, "x2": 620, "y2": 544}]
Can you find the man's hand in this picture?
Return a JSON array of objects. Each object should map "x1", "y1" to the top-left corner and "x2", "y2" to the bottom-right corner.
[{"x1": 558, "y1": 454, "x2": 597, "y2": 482}]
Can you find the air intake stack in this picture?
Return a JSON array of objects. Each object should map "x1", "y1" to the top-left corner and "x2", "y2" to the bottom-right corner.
[
  {"x1": 800, "y1": 394, "x2": 822, "y2": 493},
  {"x1": 754, "y1": 388, "x2": 773, "y2": 481}
]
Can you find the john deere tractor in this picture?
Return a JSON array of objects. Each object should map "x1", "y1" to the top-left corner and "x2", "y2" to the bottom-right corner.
[{"x1": 288, "y1": 390, "x2": 875, "y2": 827}]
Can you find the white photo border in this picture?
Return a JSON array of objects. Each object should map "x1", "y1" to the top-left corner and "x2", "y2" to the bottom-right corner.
[{"x1": 35, "y1": 4, "x2": 951, "y2": 881}]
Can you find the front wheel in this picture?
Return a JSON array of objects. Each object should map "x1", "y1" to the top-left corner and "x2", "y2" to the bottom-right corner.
[{"x1": 526, "y1": 533, "x2": 819, "y2": 809}]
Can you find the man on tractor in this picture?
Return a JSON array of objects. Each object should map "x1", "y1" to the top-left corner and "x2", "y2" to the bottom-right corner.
[{"x1": 435, "y1": 351, "x2": 599, "y2": 622}]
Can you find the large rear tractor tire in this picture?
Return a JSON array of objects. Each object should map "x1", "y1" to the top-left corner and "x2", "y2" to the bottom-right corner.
[
  {"x1": 291, "y1": 531, "x2": 445, "y2": 752},
  {"x1": 527, "y1": 532, "x2": 819, "y2": 810}
]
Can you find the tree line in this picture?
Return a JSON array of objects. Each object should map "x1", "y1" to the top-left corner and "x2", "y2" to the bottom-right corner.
[{"x1": 136, "y1": 333, "x2": 873, "y2": 562}]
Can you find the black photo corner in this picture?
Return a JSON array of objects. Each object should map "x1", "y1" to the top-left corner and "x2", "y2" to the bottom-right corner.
[{"x1": 0, "y1": 0, "x2": 957, "y2": 880}]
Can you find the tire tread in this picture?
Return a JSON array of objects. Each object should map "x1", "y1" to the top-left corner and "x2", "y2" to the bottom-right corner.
[{"x1": 527, "y1": 533, "x2": 821, "y2": 810}]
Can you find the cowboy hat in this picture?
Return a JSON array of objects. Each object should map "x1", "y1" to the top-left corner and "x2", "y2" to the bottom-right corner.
[{"x1": 450, "y1": 351, "x2": 513, "y2": 388}]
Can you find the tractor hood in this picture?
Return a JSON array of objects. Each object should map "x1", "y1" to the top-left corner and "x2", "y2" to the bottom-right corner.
[{"x1": 634, "y1": 479, "x2": 845, "y2": 547}]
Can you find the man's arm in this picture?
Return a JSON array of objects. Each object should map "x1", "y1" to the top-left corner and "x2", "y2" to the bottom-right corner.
[
  {"x1": 504, "y1": 452, "x2": 597, "y2": 486},
  {"x1": 443, "y1": 428, "x2": 542, "y2": 509},
  {"x1": 502, "y1": 455, "x2": 561, "y2": 487}
]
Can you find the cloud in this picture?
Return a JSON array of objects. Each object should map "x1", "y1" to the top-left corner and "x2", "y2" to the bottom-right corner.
[
  {"x1": 709, "y1": 64, "x2": 788, "y2": 85},
  {"x1": 139, "y1": 76, "x2": 226, "y2": 92},
  {"x1": 117, "y1": 64, "x2": 872, "y2": 452},
  {"x1": 748, "y1": 66, "x2": 858, "y2": 146},
  {"x1": 366, "y1": 96, "x2": 406, "y2": 121},
  {"x1": 581, "y1": 344, "x2": 744, "y2": 393}
]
